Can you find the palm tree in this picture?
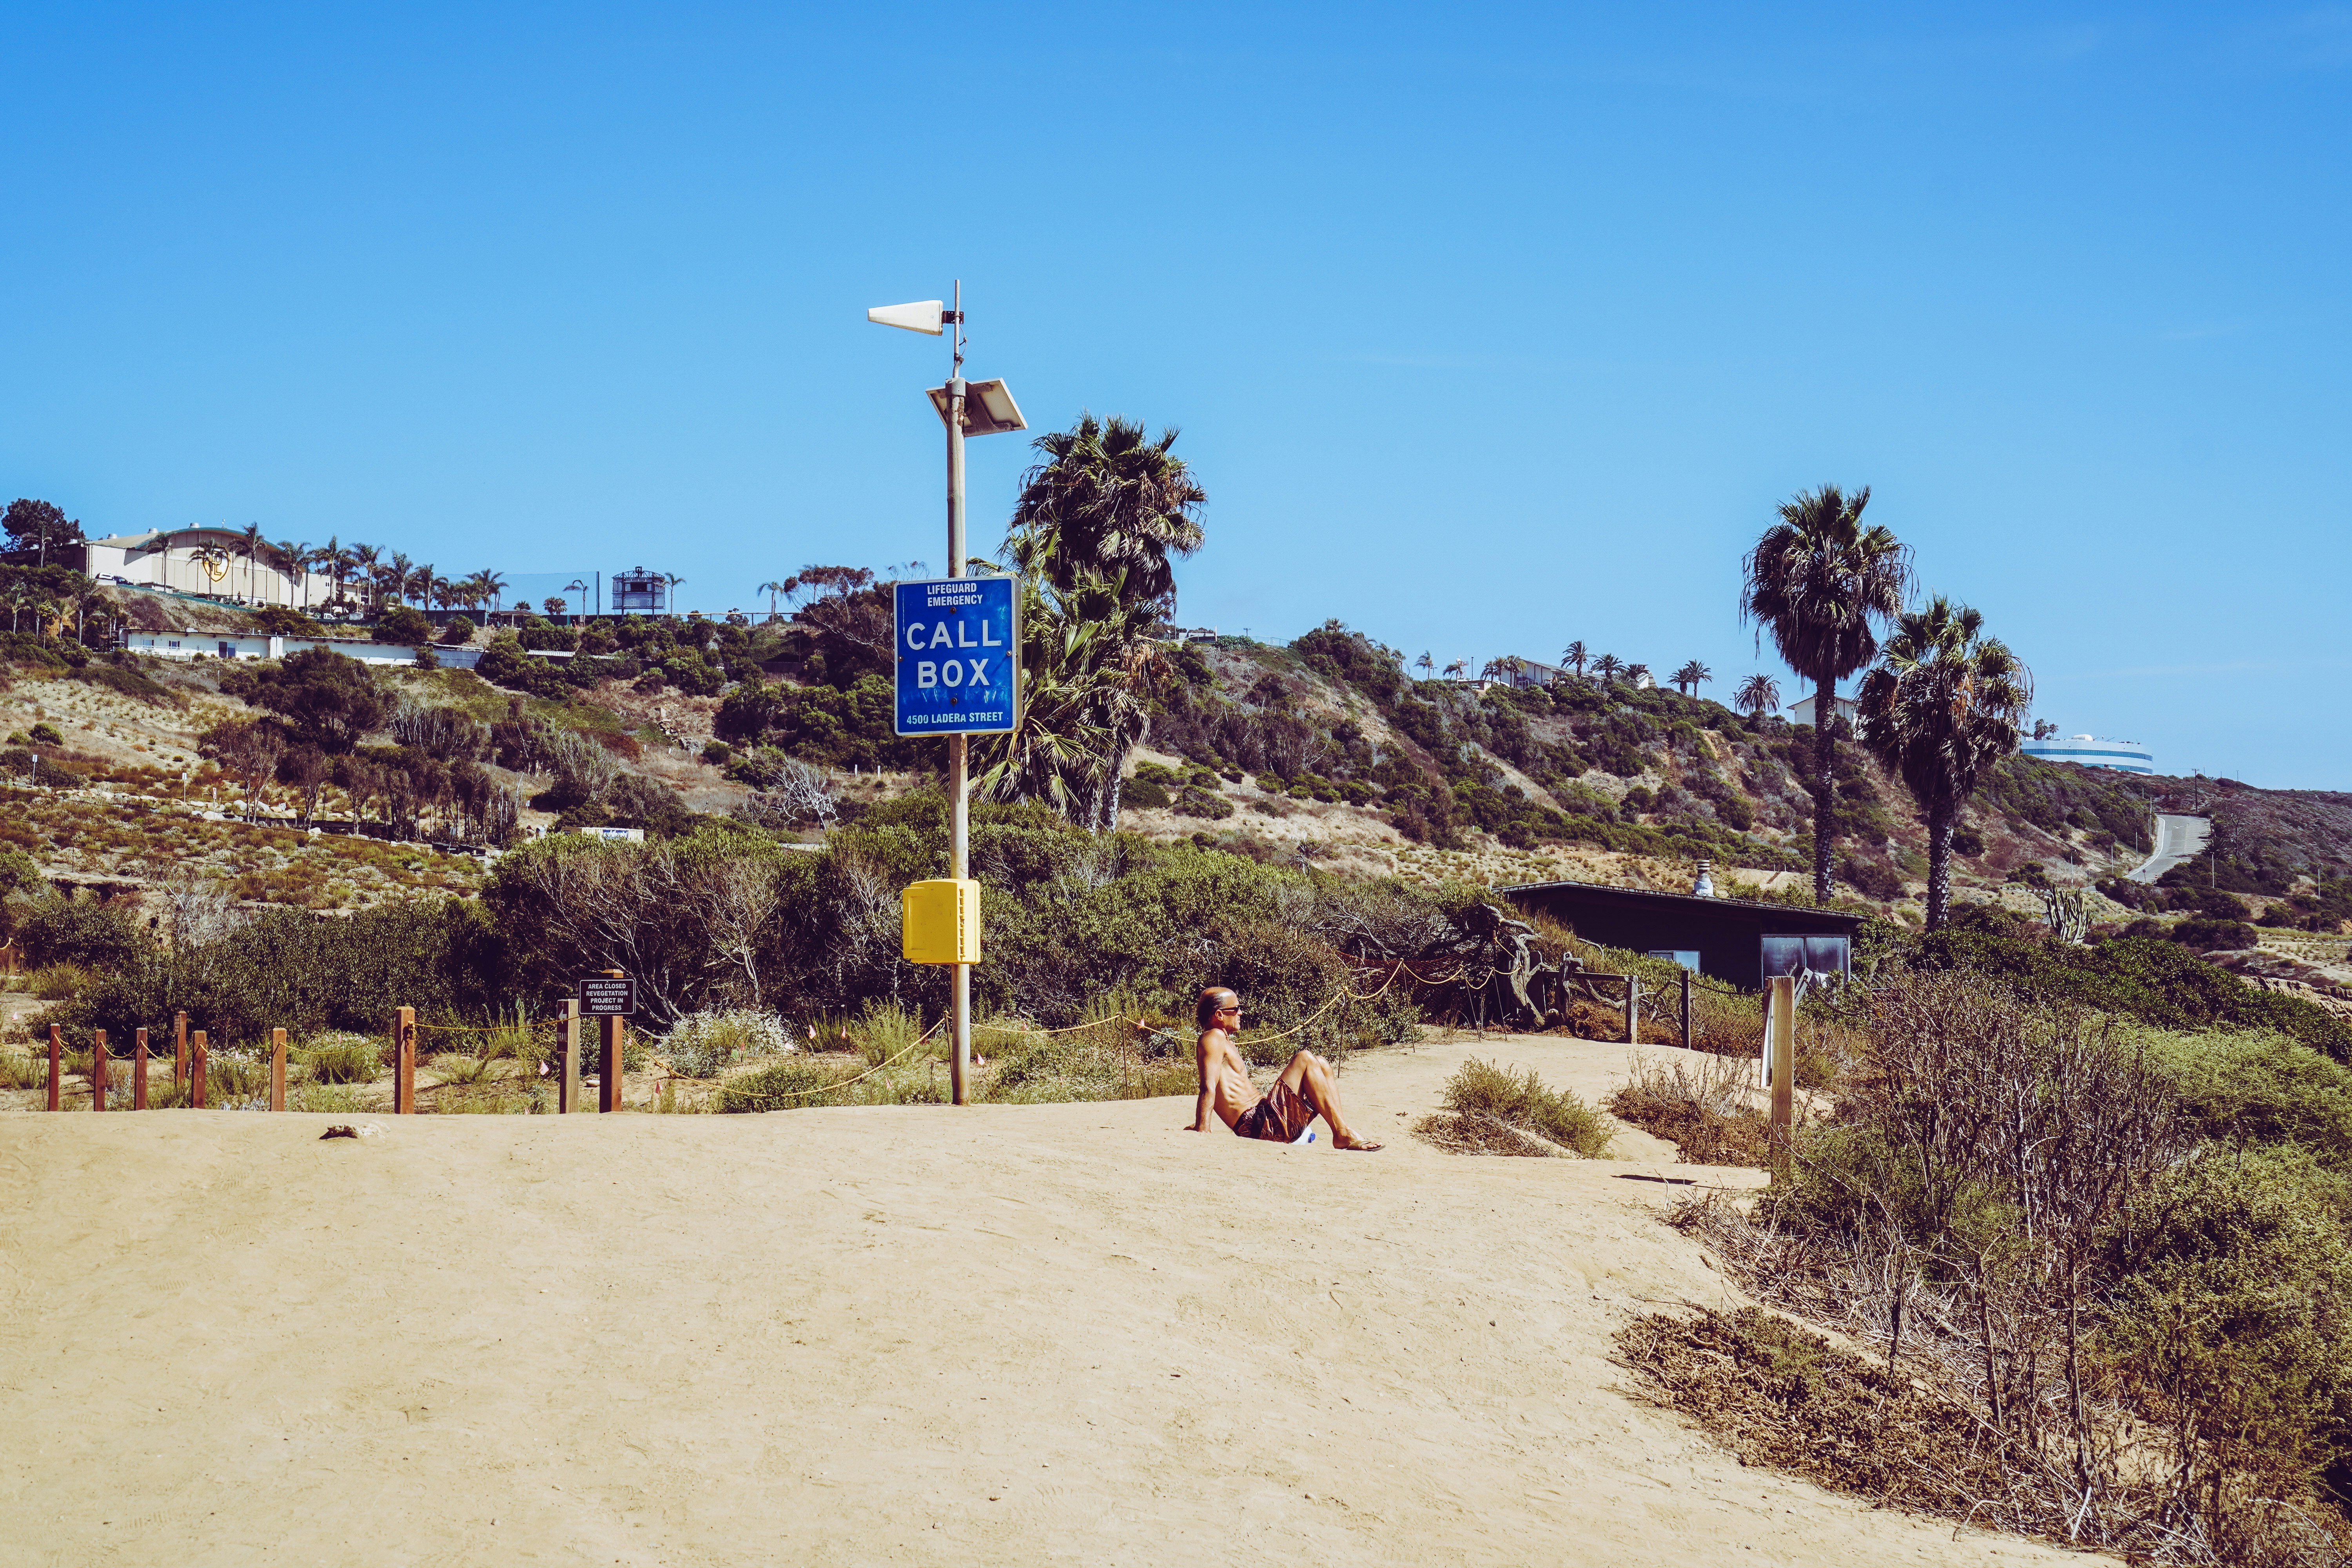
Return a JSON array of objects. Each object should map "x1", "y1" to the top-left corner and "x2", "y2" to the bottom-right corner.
[
  {"x1": 351, "y1": 544, "x2": 381, "y2": 610},
  {"x1": 476, "y1": 570, "x2": 508, "y2": 615},
  {"x1": 1561, "y1": 641, "x2": 1588, "y2": 678},
  {"x1": 981, "y1": 414, "x2": 1211, "y2": 830},
  {"x1": 1740, "y1": 484, "x2": 1911, "y2": 905},
  {"x1": 1004, "y1": 412, "x2": 1205, "y2": 612},
  {"x1": 975, "y1": 575, "x2": 1151, "y2": 829},
  {"x1": 759, "y1": 580, "x2": 791, "y2": 622},
  {"x1": 237, "y1": 523, "x2": 265, "y2": 605},
  {"x1": 385, "y1": 553, "x2": 414, "y2": 607},
  {"x1": 1442, "y1": 658, "x2": 1468, "y2": 679},
  {"x1": 661, "y1": 573, "x2": 684, "y2": 620},
  {"x1": 1590, "y1": 653, "x2": 1622, "y2": 684},
  {"x1": 272, "y1": 541, "x2": 304, "y2": 607},
  {"x1": 410, "y1": 564, "x2": 437, "y2": 609},
  {"x1": 1856, "y1": 598, "x2": 2030, "y2": 930},
  {"x1": 317, "y1": 535, "x2": 344, "y2": 608},
  {"x1": 1734, "y1": 673, "x2": 1782, "y2": 722},
  {"x1": 1671, "y1": 660, "x2": 1712, "y2": 696},
  {"x1": 1624, "y1": 662, "x2": 1652, "y2": 688}
]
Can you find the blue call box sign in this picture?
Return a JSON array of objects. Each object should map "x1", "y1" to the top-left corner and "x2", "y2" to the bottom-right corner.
[{"x1": 893, "y1": 576, "x2": 1019, "y2": 737}]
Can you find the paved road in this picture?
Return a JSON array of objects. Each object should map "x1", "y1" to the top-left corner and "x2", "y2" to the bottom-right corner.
[{"x1": 2125, "y1": 813, "x2": 2211, "y2": 883}]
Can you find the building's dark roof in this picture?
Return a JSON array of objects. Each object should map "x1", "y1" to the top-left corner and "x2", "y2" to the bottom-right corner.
[{"x1": 1496, "y1": 878, "x2": 1866, "y2": 930}]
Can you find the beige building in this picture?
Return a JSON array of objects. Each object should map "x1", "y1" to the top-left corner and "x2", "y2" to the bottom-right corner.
[{"x1": 66, "y1": 527, "x2": 339, "y2": 609}]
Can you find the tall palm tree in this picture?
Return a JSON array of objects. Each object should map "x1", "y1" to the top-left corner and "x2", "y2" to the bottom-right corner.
[
  {"x1": 271, "y1": 541, "x2": 304, "y2": 606},
  {"x1": 1671, "y1": 660, "x2": 1712, "y2": 696},
  {"x1": 410, "y1": 564, "x2": 437, "y2": 609},
  {"x1": 1590, "y1": 653, "x2": 1623, "y2": 684},
  {"x1": 237, "y1": 523, "x2": 265, "y2": 605},
  {"x1": 1416, "y1": 652, "x2": 1434, "y2": 680},
  {"x1": 351, "y1": 543, "x2": 381, "y2": 610},
  {"x1": 1624, "y1": 662, "x2": 1652, "y2": 688},
  {"x1": 317, "y1": 535, "x2": 344, "y2": 608},
  {"x1": 476, "y1": 570, "x2": 508, "y2": 615},
  {"x1": 661, "y1": 573, "x2": 684, "y2": 620},
  {"x1": 386, "y1": 553, "x2": 414, "y2": 607},
  {"x1": 1561, "y1": 641, "x2": 1588, "y2": 678},
  {"x1": 983, "y1": 414, "x2": 1211, "y2": 829},
  {"x1": 1004, "y1": 413, "x2": 1205, "y2": 613},
  {"x1": 758, "y1": 580, "x2": 790, "y2": 622},
  {"x1": 1740, "y1": 484, "x2": 1911, "y2": 904},
  {"x1": 1734, "y1": 673, "x2": 1782, "y2": 722},
  {"x1": 1856, "y1": 598, "x2": 2030, "y2": 930},
  {"x1": 974, "y1": 574, "x2": 1155, "y2": 829}
]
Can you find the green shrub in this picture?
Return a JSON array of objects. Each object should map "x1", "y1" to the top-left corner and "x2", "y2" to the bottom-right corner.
[
  {"x1": 1122, "y1": 777, "x2": 1172, "y2": 809},
  {"x1": 2135, "y1": 1027, "x2": 2352, "y2": 1169},
  {"x1": 300, "y1": 1032, "x2": 385, "y2": 1085},
  {"x1": 716, "y1": 1055, "x2": 865, "y2": 1112},
  {"x1": 1429, "y1": 1058, "x2": 1613, "y2": 1157},
  {"x1": 27, "y1": 962, "x2": 94, "y2": 1000},
  {"x1": 2102, "y1": 1147, "x2": 2352, "y2": 1504},
  {"x1": 439, "y1": 615, "x2": 476, "y2": 645},
  {"x1": 374, "y1": 605, "x2": 433, "y2": 645},
  {"x1": 16, "y1": 893, "x2": 151, "y2": 971},
  {"x1": 661, "y1": 1009, "x2": 788, "y2": 1078},
  {"x1": 1914, "y1": 929, "x2": 2352, "y2": 1060},
  {"x1": 29, "y1": 721, "x2": 65, "y2": 746}
]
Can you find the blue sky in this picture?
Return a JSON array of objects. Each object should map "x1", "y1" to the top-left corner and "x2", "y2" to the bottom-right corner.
[{"x1": 2, "y1": 3, "x2": 2345, "y2": 786}]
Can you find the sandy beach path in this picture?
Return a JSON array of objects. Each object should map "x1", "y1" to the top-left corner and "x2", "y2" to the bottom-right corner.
[{"x1": 0, "y1": 1032, "x2": 2077, "y2": 1566}]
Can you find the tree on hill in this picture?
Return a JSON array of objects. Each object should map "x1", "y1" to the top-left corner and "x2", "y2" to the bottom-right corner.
[
  {"x1": 1740, "y1": 483, "x2": 1911, "y2": 905},
  {"x1": 1004, "y1": 412, "x2": 1205, "y2": 613},
  {"x1": 3, "y1": 499, "x2": 82, "y2": 567},
  {"x1": 1590, "y1": 653, "x2": 1622, "y2": 684},
  {"x1": 1735, "y1": 672, "x2": 1781, "y2": 722},
  {"x1": 1856, "y1": 598, "x2": 2031, "y2": 931},
  {"x1": 246, "y1": 647, "x2": 388, "y2": 753},
  {"x1": 985, "y1": 414, "x2": 1209, "y2": 831},
  {"x1": 1671, "y1": 659, "x2": 1711, "y2": 695},
  {"x1": 1561, "y1": 641, "x2": 1588, "y2": 677}
]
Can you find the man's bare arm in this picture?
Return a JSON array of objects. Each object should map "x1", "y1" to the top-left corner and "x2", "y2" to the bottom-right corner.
[{"x1": 1189, "y1": 1030, "x2": 1217, "y2": 1131}]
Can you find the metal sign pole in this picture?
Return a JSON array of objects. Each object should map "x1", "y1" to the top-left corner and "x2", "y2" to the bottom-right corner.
[{"x1": 946, "y1": 278, "x2": 971, "y2": 1107}]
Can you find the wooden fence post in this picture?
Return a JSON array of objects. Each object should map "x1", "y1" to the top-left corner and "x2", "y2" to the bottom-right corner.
[
  {"x1": 1679, "y1": 968, "x2": 1692, "y2": 1051},
  {"x1": 599, "y1": 969, "x2": 624, "y2": 1113},
  {"x1": 559, "y1": 998, "x2": 580, "y2": 1115},
  {"x1": 134, "y1": 1028, "x2": 149, "y2": 1111},
  {"x1": 174, "y1": 1011, "x2": 188, "y2": 1098},
  {"x1": 192, "y1": 1031, "x2": 209, "y2": 1109},
  {"x1": 93, "y1": 1029, "x2": 108, "y2": 1112},
  {"x1": 392, "y1": 1008, "x2": 416, "y2": 1114},
  {"x1": 1623, "y1": 975, "x2": 1640, "y2": 1044},
  {"x1": 270, "y1": 1028, "x2": 287, "y2": 1112},
  {"x1": 47, "y1": 1024, "x2": 61, "y2": 1112},
  {"x1": 1767, "y1": 975, "x2": 1795, "y2": 1143}
]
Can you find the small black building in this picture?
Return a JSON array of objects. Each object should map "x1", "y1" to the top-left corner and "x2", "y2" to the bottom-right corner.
[{"x1": 1499, "y1": 879, "x2": 1866, "y2": 992}]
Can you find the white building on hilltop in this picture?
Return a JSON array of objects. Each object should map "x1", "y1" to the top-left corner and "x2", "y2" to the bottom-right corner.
[
  {"x1": 2021, "y1": 734, "x2": 2156, "y2": 775},
  {"x1": 44, "y1": 527, "x2": 338, "y2": 609}
]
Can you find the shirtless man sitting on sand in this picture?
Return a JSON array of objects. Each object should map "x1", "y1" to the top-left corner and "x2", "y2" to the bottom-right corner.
[{"x1": 1187, "y1": 987, "x2": 1382, "y2": 1151}]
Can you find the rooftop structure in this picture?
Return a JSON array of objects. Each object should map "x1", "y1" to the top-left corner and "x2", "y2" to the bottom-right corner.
[
  {"x1": 1497, "y1": 877, "x2": 1865, "y2": 991},
  {"x1": 2021, "y1": 734, "x2": 2155, "y2": 775},
  {"x1": 610, "y1": 569, "x2": 667, "y2": 614}
]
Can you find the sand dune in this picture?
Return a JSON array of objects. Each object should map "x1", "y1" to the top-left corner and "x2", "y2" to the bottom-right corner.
[{"x1": 0, "y1": 1034, "x2": 2076, "y2": 1565}]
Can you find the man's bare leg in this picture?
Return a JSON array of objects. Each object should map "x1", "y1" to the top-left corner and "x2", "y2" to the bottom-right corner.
[{"x1": 1276, "y1": 1049, "x2": 1381, "y2": 1150}]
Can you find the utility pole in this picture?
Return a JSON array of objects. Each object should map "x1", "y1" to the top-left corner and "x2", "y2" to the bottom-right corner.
[
  {"x1": 944, "y1": 280, "x2": 972, "y2": 1105},
  {"x1": 869, "y1": 282, "x2": 1024, "y2": 1106}
]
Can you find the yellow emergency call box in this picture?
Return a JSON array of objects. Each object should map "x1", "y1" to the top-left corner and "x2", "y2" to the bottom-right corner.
[{"x1": 901, "y1": 878, "x2": 982, "y2": 965}]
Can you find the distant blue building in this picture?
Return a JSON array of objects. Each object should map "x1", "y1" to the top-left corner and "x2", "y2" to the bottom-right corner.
[{"x1": 2021, "y1": 734, "x2": 2155, "y2": 775}]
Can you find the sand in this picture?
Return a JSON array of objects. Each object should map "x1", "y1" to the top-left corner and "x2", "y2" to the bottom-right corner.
[{"x1": 0, "y1": 1033, "x2": 2079, "y2": 1566}]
